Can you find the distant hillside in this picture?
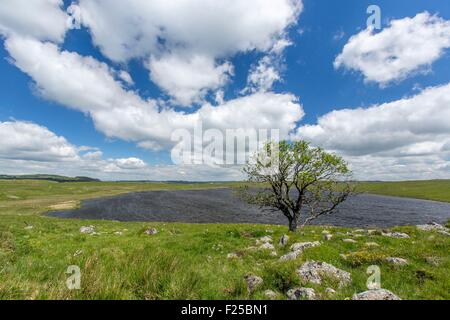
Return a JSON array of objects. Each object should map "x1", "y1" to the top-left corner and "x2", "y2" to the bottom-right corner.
[{"x1": 0, "y1": 174, "x2": 101, "y2": 183}]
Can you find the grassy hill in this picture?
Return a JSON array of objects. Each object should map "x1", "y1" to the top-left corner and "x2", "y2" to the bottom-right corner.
[
  {"x1": 356, "y1": 180, "x2": 450, "y2": 203},
  {"x1": 0, "y1": 174, "x2": 101, "y2": 183}
]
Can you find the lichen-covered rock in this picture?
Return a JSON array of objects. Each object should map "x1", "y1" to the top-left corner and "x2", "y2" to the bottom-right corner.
[
  {"x1": 416, "y1": 222, "x2": 448, "y2": 232},
  {"x1": 264, "y1": 290, "x2": 278, "y2": 300},
  {"x1": 325, "y1": 288, "x2": 336, "y2": 295},
  {"x1": 279, "y1": 251, "x2": 301, "y2": 262},
  {"x1": 352, "y1": 289, "x2": 401, "y2": 300},
  {"x1": 342, "y1": 238, "x2": 357, "y2": 243},
  {"x1": 227, "y1": 253, "x2": 239, "y2": 260},
  {"x1": 324, "y1": 234, "x2": 333, "y2": 241},
  {"x1": 244, "y1": 275, "x2": 263, "y2": 293},
  {"x1": 80, "y1": 226, "x2": 95, "y2": 234},
  {"x1": 256, "y1": 236, "x2": 273, "y2": 245},
  {"x1": 290, "y1": 241, "x2": 321, "y2": 252},
  {"x1": 279, "y1": 235, "x2": 289, "y2": 247},
  {"x1": 286, "y1": 287, "x2": 316, "y2": 300},
  {"x1": 144, "y1": 228, "x2": 158, "y2": 235},
  {"x1": 385, "y1": 257, "x2": 408, "y2": 266},
  {"x1": 382, "y1": 232, "x2": 410, "y2": 239},
  {"x1": 297, "y1": 261, "x2": 352, "y2": 288},
  {"x1": 259, "y1": 242, "x2": 276, "y2": 251}
]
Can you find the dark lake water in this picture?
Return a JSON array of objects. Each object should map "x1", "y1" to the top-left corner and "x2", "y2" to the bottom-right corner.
[{"x1": 48, "y1": 188, "x2": 450, "y2": 228}]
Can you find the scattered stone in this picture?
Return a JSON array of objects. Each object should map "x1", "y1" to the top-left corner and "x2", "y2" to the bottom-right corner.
[
  {"x1": 290, "y1": 241, "x2": 321, "y2": 252},
  {"x1": 73, "y1": 250, "x2": 83, "y2": 257},
  {"x1": 297, "y1": 261, "x2": 352, "y2": 288},
  {"x1": 279, "y1": 251, "x2": 301, "y2": 262},
  {"x1": 382, "y1": 232, "x2": 410, "y2": 239},
  {"x1": 425, "y1": 256, "x2": 442, "y2": 266},
  {"x1": 80, "y1": 226, "x2": 95, "y2": 234},
  {"x1": 287, "y1": 287, "x2": 316, "y2": 300},
  {"x1": 324, "y1": 234, "x2": 333, "y2": 241},
  {"x1": 279, "y1": 235, "x2": 289, "y2": 247},
  {"x1": 264, "y1": 290, "x2": 278, "y2": 300},
  {"x1": 325, "y1": 288, "x2": 336, "y2": 295},
  {"x1": 24, "y1": 225, "x2": 34, "y2": 230},
  {"x1": 256, "y1": 236, "x2": 273, "y2": 245},
  {"x1": 385, "y1": 257, "x2": 408, "y2": 266},
  {"x1": 352, "y1": 289, "x2": 401, "y2": 300},
  {"x1": 365, "y1": 242, "x2": 380, "y2": 247},
  {"x1": 244, "y1": 275, "x2": 263, "y2": 294},
  {"x1": 438, "y1": 230, "x2": 450, "y2": 237},
  {"x1": 144, "y1": 228, "x2": 158, "y2": 235},
  {"x1": 259, "y1": 242, "x2": 276, "y2": 251},
  {"x1": 416, "y1": 222, "x2": 448, "y2": 233},
  {"x1": 114, "y1": 231, "x2": 123, "y2": 236},
  {"x1": 227, "y1": 253, "x2": 239, "y2": 260},
  {"x1": 342, "y1": 238, "x2": 357, "y2": 243},
  {"x1": 367, "y1": 230, "x2": 378, "y2": 235},
  {"x1": 354, "y1": 229, "x2": 365, "y2": 233}
]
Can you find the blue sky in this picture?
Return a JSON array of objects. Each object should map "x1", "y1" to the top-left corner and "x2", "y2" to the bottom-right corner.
[{"x1": 1, "y1": 0, "x2": 450, "y2": 180}]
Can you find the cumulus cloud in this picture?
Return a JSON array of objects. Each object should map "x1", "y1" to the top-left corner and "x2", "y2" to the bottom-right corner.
[
  {"x1": 295, "y1": 83, "x2": 450, "y2": 179},
  {"x1": 5, "y1": 35, "x2": 304, "y2": 152},
  {"x1": 0, "y1": 121, "x2": 78, "y2": 162},
  {"x1": 69, "y1": 0, "x2": 302, "y2": 105},
  {"x1": 334, "y1": 12, "x2": 450, "y2": 86},
  {"x1": 0, "y1": 0, "x2": 70, "y2": 42}
]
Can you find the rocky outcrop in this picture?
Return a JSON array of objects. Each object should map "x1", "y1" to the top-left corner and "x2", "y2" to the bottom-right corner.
[
  {"x1": 80, "y1": 226, "x2": 95, "y2": 234},
  {"x1": 144, "y1": 228, "x2": 158, "y2": 235},
  {"x1": 244, "y1": 275, "x2": 263, "y2": 294},
  {"x1": 279, "y1": 235, "x2": 289, "y2": 247},
  {"x1": 382, "y1": 231, "x2": 410, "y2": 239},
  {"x1": 352, "y1": 289, "x2": 401, "y2": 300},
  {"x1": 286, "y1": 287, "x2": 316, "y2": 300},
  {"x1": 385, "y1": 257, "x2": 408, "y2": 266},
  {"x1": 297, "y1": 261, "x2": 352, "y2": 288}
]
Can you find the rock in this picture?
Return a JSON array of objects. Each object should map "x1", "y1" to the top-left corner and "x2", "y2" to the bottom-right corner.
[
  {"x1": 24, "y1": 225, "x2": 34, "y2": 230},
  {"x1": 145, "y1": 228, "x2": 158, "y2": 235},
  {"x1": 297, "y1": 261, "x2": 352, "y2": 288},
  {"x1": 256, "y1": 236, "x2": 273, "y2": 245},
  {"x1": 264, "y1": 290, "x2": 278, "y2": 300},
  {"x1": 114, "y1": 231, "x2": 123, "y2": 236},
  {"x1": 80, "y1": 226, "x2": 95, "y2": 234},
  {"x1": 227, "y1": 253, "x2": 239, "y2": 260},
  {"x1": 438, "y1": 230, "x2": 450, "y2": 237},
  {"x1": 325, "y1": 288, "x2": 336, "y2": 295},
  {"x1": 417, "y1": 222, "x2": 448, "y2": 232},
  {"x1": 385, "y1": 257, "x2": 408, "y2": 266},
  {"x1": 279, "y1": 251, "x2": 301, "y2": 262},
  {"x1": 367, "y1": 230, "x2": 378, "y2": 235},
  {"x1": 290, "y1": 241, "x2": 321, "y2": 252},
  {"x1": 382, "y1": 232, "x2": 410, "y2": 239},
  {"x1": 244, "y1": 275, "x2": 263, "y2": 294},
  {"x1": 342, "y1": 238, "x2": 357, "y2": 243},
  {"x1": 286, "y1": 287, "x2": 316, "y2": 300},
  {"x1": 365, "y1": 242, "x2": 380, "y2": 247},
  {"x1": 324, "y1": 234, "x2": 333, "y2": 241},
  {"x1": 352, "y1": 289, "x2": 401, "y2": 300},
  {"x1": 279, "y1": 235, "x2": 289, "y2": 247},
  {"x1": 354, "y1": 229, "x2": 365, "y2": 233},
  {"x1": 425, "y1": 256, "x2": 442, "y2": 266},
  {"x1": 259, "y1": 242, "x2": 276, "y2": 251},
  {"x1": 73, "y1": 250, "x2": 83, "y2": 257}
]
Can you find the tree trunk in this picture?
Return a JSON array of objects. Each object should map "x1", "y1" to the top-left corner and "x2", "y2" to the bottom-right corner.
[{"x1": 288, "y1": 218, "x2": 298, "y2": 232}]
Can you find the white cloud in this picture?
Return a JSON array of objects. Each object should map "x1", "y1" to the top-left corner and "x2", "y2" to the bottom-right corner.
[
  {"x1": 148, "y1": 54, "x2": 233, "y2": 106},
  {"x1": 0, "y1": 121, "x2": 79, "y2": 162},
  {"x1": 113, "y1": 157, "x2": 147, "y2": 170},
  {"x1": 0, "y1": 0, "x2": 70, "y2": 42},
  {"x1": 334, "y1": 12, "x2": 450, "y2": 86},
  {"x1": 70, "y1": 0, "x2": 302, "y2": 105},
  {"x1": 5, "y1": 35, "x2": 304, "y2": 152},
  {"x1": 295, "y1": 83, "x2": 450, "y2": 180}
]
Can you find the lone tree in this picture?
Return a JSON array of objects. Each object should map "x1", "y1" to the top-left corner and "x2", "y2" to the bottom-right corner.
[{"x1": 240, "y1": 140, "x2": 353, "y2": 232}]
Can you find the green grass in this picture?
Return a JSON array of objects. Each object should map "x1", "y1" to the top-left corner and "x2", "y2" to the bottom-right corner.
[
  {"x1": 356, "y1": 180, "x2": 450, "y2": 203},
  {"x1": 0, "y1": 180, "x2": 449, "y2": 300}
]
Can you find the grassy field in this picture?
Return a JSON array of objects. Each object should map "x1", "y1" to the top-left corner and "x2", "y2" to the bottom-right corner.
[
  {"x1": 0, "y1": 179, "x2": 449, "y2": 300},
  {"x1": 356, "y1": 180, "x2": 450, "y2": 203}
]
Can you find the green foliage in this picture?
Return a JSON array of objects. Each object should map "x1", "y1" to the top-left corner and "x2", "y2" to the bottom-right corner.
[{"x1": 240, "y1": 140, "x2": 354, "y2": 230}]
